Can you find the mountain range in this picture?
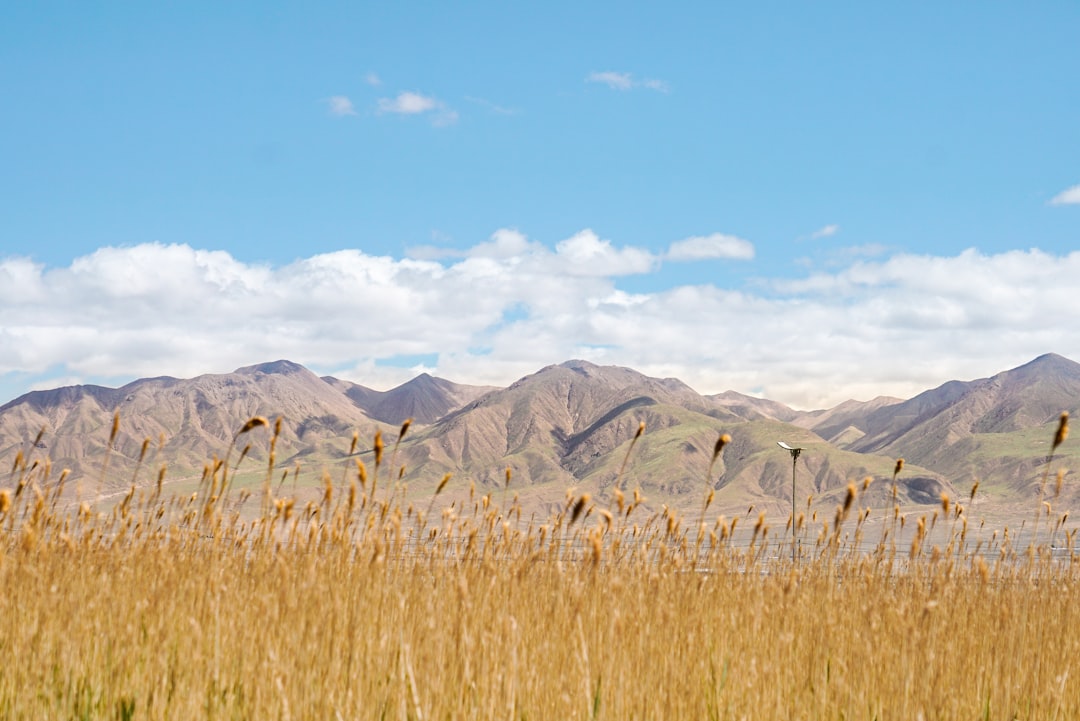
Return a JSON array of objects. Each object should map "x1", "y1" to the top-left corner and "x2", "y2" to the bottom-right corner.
[{"x1": 2, "y1": 354, "x2": 1078, "y2": 519}]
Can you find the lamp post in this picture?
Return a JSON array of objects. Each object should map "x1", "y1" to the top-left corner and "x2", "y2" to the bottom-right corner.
[{"x1": 777, "y1": 442, "x2": 803, "y2": 563}]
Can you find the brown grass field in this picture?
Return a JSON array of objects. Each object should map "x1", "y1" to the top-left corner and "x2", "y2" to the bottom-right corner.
[{"x1": 2, "y1": 414, "x2": 1079, "y2": 719}]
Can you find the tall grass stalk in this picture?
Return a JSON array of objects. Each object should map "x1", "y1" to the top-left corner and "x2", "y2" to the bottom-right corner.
[{"x1": 0, "y1": 412, "x2": 1076, "y2": 719}]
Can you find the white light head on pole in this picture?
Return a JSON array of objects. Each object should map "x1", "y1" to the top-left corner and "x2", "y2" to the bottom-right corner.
[{"x1": 777, "y1": 441, "x2": 803, "y2": 460}]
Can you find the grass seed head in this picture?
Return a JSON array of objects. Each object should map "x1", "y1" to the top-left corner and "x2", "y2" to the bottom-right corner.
[
  {"x1": 436, "y1": 473, "x2": 451, "y2": 496},
  {"x1": 238, "y1": 416, "x2": 269, "y2": 435},
  {"x1": 712, "y1": 433, "x2": 731, "y2": 461},
  {"x1": 373, "y1": 430, "x2": 384, "y2": 466},
  {"x1": 569, "y1": 494, "x2": 590, "y2": 525},
  {"x1": 1054, "y1": 411, "x2": 1069, "y2": 450},
  {"x1": 843, "y1": 483, "x2": 857, "y2": 513},
  {"x1": 109, "y1": 411, "x2": 121, "y2": 444}
]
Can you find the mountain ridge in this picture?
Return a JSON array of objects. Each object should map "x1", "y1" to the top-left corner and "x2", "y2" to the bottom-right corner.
[{"x1": 1, "y1": 355, "x2": 1077, "y2": 516}]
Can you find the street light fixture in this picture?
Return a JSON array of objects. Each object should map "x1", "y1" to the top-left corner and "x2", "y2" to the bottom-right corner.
[{"x1": 777, "y1": 441, "x2": 803, "y2": 562}]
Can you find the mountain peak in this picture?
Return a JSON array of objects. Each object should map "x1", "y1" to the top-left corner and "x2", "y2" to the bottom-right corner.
[
  {"x1": 990, "y1": 353, "x2": 1080, "y2": 389},
  {"x1": 1015, "y1": 352, "x2": 1079, "y2": 373},
  {"x1": 236, "y1": 360, "x2": 307, "y2": 376},
  {"x1": 559, "y1": 359, "x2": 599, "y2": 371},
  {"x1": 326, "y1": 371, "x2": 493, "y2": 426}
]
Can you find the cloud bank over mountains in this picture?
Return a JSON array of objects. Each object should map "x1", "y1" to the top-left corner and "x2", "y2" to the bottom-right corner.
[{"x1": 3, "y1": 231, "x2": 1079, "y2": 409}]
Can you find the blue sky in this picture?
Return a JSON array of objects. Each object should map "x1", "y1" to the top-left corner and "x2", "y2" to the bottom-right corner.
[{"x1": 1, "y1": 2, "x2": 1078, "y2": 409}]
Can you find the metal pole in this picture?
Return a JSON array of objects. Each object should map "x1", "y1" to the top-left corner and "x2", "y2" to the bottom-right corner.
[
  {"x1": 791, "y1": 452, "x2": 798, "y2": 563},
  {"x1": 778, "y1": 442, "x2": 803, "y2": 564}
]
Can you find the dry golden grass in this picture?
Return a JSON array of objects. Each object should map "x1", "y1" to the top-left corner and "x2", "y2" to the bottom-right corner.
[{"x1": 2, "y1": 417, "x2": 1080, "y2": 719}]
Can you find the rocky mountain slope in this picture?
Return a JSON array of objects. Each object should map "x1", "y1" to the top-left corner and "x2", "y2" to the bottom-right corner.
[
  {"x1": 323, "y1": 372, "x2": 494, "y2": 426},
  {"x1": 0, "y1": 360, "x2": 377, "y2": 489},
  {"x1": 2, "y1": 354, "x2": 1077, "y2": 516},
  {"x1": 394, "y1": 361, "x2": 946, "y2": 517},
  {"x1": 809, "y1": 353, "x2": 1080, "y2": 503}
]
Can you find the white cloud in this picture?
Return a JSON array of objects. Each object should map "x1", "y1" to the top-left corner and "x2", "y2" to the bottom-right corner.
[
  {"x1": 406, "y1": 245, "x2": 464, "y2": 261},
  {"x1": 667, "y1": 234, "x2": 755, "y2": 261},
  {"x1": 365, "y1": 72, "x2": 382, "y2": 87},
  {"x1": 378, "y1": 91, "x2": 438, "y2": 114},
  {"x1": 377, "y1": 91, "x2": 457, "y2": 126},
  {"x1": 553, "y1": 230, "x2": 657, "y2": 276},
  {"x1": 586, "y1": 71, "x2": 668, "y2": 92},
  {"x1": 587, "y1": 71, "x2": 633, "y2": 90},
  {"x1": 326, "y1": 95, "x2": 356, "y2": 116},
  {"x1": 4, "y1": 238, "x2": 1080, "y2": 410},
  {"x1": 468, "y1": 229, "x2": 538, "y2": 259},
  {"x1": 809, "y1": 224, "x2": 840, "y2": 239},
  {"x1": 1049, "y1": 185, "x2": 1080, "y2": 206}
]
